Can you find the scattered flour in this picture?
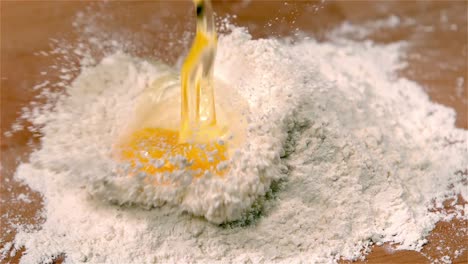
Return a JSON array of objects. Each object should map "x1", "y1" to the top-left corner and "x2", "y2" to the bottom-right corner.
[
  {"x1": 16, "y1": 194, "x2": 32, "y2": 204},
  {"x1": 328, "y1": 15, "x2": 416, "y2": 40},
  {"x1": 4, "y1": 12, "x2": 467, "y2": 264}
]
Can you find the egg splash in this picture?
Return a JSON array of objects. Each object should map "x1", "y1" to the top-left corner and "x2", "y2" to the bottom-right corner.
[{"x1": 117, "y1": 0, "x2": 244, "y2": 182}]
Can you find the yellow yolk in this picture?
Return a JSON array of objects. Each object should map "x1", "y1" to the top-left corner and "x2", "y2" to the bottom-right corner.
[
  {"x1": 118, "y1": 0, "x2": 227, "y2": 181},
  {"x1": 120, "y1": 128, "x2": 228, "y2": 180}
]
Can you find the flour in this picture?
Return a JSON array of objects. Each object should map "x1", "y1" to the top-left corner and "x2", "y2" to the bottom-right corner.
[
  {"x1": 4, "y1": 14, "x2": 467, "y2": 264},
  {"x1": 329, "y1": 15, "x2": 416, "y2": 40}
]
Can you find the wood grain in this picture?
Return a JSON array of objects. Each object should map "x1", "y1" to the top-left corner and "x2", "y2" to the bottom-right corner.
[{"x1": 1, "y1": 1, "x2": 467, "y2": 263}]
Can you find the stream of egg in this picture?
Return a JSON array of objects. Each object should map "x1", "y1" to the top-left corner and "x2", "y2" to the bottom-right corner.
[{"x1": 119, "y1": 0, "x2": 230, "y2": 180}]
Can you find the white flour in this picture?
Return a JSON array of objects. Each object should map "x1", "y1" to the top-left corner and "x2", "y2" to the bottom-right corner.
[{"x1": 5, "y1": 16, "x2": 468, "y2": 264}]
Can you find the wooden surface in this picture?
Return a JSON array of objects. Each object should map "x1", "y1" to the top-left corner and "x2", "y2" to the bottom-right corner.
[{"x1": 1, "y1": 1, "x2": 467, "y2": 263}]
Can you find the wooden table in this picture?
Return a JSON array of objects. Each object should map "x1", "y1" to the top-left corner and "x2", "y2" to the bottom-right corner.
[{"x1": 1, "y1": 1, "x2": 466, "y2": 263}]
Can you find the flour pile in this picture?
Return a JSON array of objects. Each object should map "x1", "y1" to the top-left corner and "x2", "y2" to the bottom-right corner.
[{"x1": 6, "y1": 21, "x2": 468, "y2": 264}]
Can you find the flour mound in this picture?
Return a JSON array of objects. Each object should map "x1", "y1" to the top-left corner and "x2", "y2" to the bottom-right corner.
[
  {"x1": 16, "y1": 32, "x2": 304, "y2": 224},
  {"x1": 10, "y1": 27, "x2": 467, "y2": 263}
]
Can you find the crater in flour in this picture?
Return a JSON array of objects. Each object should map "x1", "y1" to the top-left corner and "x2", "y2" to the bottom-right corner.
[{"x1": 29, "y1": 47, "x2": 306, "y2": 224}]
